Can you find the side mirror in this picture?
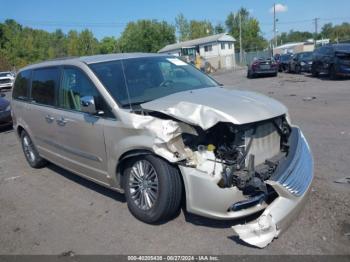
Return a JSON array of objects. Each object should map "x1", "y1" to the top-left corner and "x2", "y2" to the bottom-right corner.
[{"x1": 81, "y1": 96, "x2": 97, "y2": 114}]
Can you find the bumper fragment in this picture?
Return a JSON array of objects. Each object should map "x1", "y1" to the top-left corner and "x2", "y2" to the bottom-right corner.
[{"x1": 232, "y1": 128, "x2": 313, "y2": 248}]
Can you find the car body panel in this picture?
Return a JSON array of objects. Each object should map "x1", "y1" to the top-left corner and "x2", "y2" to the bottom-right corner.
[
  {"x1": 0, "y1": 96, "x2": 12, "y2": 127},
  {"x1": 141, "y1": 87, "x2": 287, "y2": 129}
]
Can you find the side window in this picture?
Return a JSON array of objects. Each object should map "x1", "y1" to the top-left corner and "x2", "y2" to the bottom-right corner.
[
  {"x1": 31, "y1": 68, "x2": 59, "y2": 106},
  {"x1": 89, "y1": 60, "x2": 128, "y2": 105},
  {"x1": 59, "y1": 67, "x2": 115, "y2": 118},
  {"x1": 13, "y1": 70, "x2": 31, "y2": 100}
]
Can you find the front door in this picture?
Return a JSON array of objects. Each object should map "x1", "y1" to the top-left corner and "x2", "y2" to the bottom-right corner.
[{"x1": 54, "y1": 66, "x2": 113, "y2": 184}]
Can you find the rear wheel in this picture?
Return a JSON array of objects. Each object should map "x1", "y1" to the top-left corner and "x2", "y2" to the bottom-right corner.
[
  {"x1": 329, "y1": 64, "x2": 338, "y2": 80},
  {"x1": 21, "y1": 130, "x2": 47, "y2": 168},
  {"x1": 311, "y1": 65, "x2": 319, "y2": 77},
  {"x1": 123, "y1": 155, "x2": 182, "y2": 224}
]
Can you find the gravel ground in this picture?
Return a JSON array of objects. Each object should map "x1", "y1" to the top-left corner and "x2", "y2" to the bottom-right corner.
[{"x1": 0, "y1": 71, "x2": 349, "y2": 255}]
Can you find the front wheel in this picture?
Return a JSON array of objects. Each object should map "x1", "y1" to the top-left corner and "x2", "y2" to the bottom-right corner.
[
  {"x1": 123, "y1": 155, "x2": 183, "y2": 224},
  {"x1": 21, "y1": 130, "x2": 47, "y2": 168}
]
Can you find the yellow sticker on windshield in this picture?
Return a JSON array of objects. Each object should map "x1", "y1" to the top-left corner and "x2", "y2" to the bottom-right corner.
[{"x1": 167, "y1": 58, "x2": 187, "y2": 66}]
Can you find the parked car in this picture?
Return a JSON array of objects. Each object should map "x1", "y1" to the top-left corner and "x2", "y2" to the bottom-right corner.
[
  {"x1": 247, "y1": 57, "x2": 278, "y2": 78},
  {"x1": 0, "y1": 93, "x2": 12, "y2": 128},
  {"x1": 12, "y1": 54, "x2": 313, "y2": 248},
  {"x1": 278, "y1": 53, "x2": 293, "y2": 72},
  {"x1": 312, "y1": 44, "x2": 350, "y2": 79},
  {"x1": 289, "y1": 51, "x2": 313, "y2": 73},
  {"x1": 0, "y1": 71, "x2": 15, "y2": 90}
]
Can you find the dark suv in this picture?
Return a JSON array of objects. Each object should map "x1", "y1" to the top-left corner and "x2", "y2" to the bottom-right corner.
[{"x1": 312, "y1": 44, "x2": 350, "y2": 79}]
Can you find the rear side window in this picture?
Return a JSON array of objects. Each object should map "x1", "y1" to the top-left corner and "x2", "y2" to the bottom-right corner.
[
  {"x1": 13, "y1": 70, "x2": 31, "y2": 100},
  {"x1": 31, "y1": 67, "x2": 60, "y2": 106}
]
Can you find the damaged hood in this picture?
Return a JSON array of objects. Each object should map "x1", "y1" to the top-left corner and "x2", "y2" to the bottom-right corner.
[{"x1": 141, "y1": 87, "x2": 287, "y2": 129}]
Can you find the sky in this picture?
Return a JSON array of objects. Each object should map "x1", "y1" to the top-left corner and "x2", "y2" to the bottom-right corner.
[{"x1": 1, "y1": 0, "x2": 350, "y2": 40}]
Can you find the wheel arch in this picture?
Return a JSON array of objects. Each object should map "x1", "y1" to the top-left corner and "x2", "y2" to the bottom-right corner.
[{"x1": 115, "y1": 149, "x2": 186, "y2": 204}]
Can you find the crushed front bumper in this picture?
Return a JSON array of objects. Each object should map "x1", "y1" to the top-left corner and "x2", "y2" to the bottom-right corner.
[{"x1": 180, "y1": 127, "x2": 313, "y2": 247}]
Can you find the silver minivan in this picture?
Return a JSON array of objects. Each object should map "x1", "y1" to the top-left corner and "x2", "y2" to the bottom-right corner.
[{"x1": 12, "y1": 54, "x2": 313, "y2": 248}]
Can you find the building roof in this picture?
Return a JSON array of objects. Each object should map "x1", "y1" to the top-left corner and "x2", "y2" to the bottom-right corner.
[
  {"x1": 158, "y1": 33, "x2": 236, "y2": 53},
  {"x1": 20, "y1": 53, "x2": 168, "y2": 71}
]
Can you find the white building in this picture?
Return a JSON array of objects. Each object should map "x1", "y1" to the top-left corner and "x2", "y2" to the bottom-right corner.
[{"x1": 158, "y1": 33, "x2": 236, "y2": 70}]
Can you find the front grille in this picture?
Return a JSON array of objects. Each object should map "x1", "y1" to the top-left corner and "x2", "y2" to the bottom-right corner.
[
  {"x1": 0, "y1": 79, "x2": 11, "y2": 84},
  {"x1": 272, "y1": 129, "x2": 313, "y2": 196},
  {"x1": 245, "y1": 122, "x2": 281, "y2": 166}
]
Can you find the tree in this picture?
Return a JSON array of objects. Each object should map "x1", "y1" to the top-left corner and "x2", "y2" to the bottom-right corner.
[
  {"x1": 119, "y1": 20, "x2": 176, "y2": 53},
  {"x1": 99, "y1": 36, "x2": 118, "y2": 54},
  {"x1": 214, "y1": 23, "x2": 225, "y2": 34},
  {"x1": 225, "y1": 7, "x2": 267, "y2": 51},
  {"x1": 77, "y1": 29, "x2": 99, "y2": 56},
  {"x1": 320, "y1": 22, "x2": 350, "y2": 42},
  {"x1": 276, "y1": 30, "x2": 313, "y2": 45},
  {"x1": 189, "y1": 20, "x2": 213, "y2": 39},
  {"x1": 67, "y1": 30, "x2": 80, "y2": 56},
  {"x1": 175, "y1": 13, "x2": 190, "y2": 41},
  {"x1": 49, "y1": 29, "x2": 67, "y2": 58}
]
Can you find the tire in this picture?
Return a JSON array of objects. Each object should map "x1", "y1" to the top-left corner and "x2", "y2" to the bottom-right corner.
[
  {"x1": 123, "y1": 155, "x2": 183, "y2": 224},
  {"x1": 295, "y1": 65, "x2": 301, "y2": 74},
  {"x1": 247, "y1": 70, "x2": 251, "y2": 78},
  {"x1": 20, "y1": 130, "x2": 47, "y2": 168},
  {"x1": 247, "y1": 70, "x2": 254, "y2": 79},
  {"x1": 311, "y1": 65, "x2": 319, "y2": 77},
  {"x1": 329, "y1": 64, "x2": 338, "y2": 80},
  {"x1": 272, "y1": 72, "x2": 277, "y2": 77}
]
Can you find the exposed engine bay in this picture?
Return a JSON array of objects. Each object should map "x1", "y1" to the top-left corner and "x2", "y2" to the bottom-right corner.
[{"x1": 180, "y1": 115, "x2": 292, "y2": 205}]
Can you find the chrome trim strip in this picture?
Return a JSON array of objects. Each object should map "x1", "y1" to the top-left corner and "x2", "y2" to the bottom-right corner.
[
  {"x1": 36, "y1": 136, "x2": 102, "y2": 162},
  {"x1": 272, "y1": 129, "x2": 313, "y2": 196}
]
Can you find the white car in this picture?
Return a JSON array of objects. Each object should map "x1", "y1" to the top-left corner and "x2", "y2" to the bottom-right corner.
[{"x1": 0, "y1": 71, "x2": 15, "y2": 90}]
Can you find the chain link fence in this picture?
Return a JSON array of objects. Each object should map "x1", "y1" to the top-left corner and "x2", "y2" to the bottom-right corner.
[{"x1": 235, "y1": 50, "x2": 273, "y2": 67}]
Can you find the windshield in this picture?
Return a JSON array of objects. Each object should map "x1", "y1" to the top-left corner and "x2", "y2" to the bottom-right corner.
[
  {"x1": 299, "y1": 52, "x2": 312, "y2": 60},
  {"x1": 281, "y1": 55, "x2": 291, "y2": 62},
  {"x1": 89, "y1": 56, "x2": 218, "y2": 108},
  {"x1": 0, "y1": 72, "x2": 11, "y2": 78}
]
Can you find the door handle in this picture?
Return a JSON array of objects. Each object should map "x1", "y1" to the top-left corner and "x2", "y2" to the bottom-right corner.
[
  {"x1": 45, "y1": 115, "x2": 55, "y2": 123},
  {"x1": 56, "y1": 117, "x2": 67, "y2": 126}
]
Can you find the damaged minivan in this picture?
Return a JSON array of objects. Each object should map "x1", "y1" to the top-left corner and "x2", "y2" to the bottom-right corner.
[{"x1": 12, "y1": 54, "x2": 313, "y2": 247}]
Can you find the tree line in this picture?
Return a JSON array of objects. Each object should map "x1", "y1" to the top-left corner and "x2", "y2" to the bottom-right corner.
[{"x1": 1, "y1": 7, "x2": 350, "y2": 71}]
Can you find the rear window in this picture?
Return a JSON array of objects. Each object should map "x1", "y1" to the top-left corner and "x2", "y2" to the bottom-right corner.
[
  {"x1": 13, "y1": 70, "x2": 31, "y2": 100},
  {"x1": 31, "y1": 67, "x2": 60, "y2": 106}
]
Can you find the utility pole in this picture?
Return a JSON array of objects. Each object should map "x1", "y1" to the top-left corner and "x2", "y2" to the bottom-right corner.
[
  {"x1": 314, "y1": 18, "x2": 319, "y2": 46},
  {"x1": 273, "y1": 3, "x2": 276, "y2": 48},
  {"x1": 239, "y1": 11, "x2": 242, "y2": 64}
]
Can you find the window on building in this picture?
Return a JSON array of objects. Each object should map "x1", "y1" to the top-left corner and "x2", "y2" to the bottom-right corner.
[
  {"x1": 204, "y1": 45, "x2": 213, "y2": 52},
  {"x1": 31, "y1": 67, "x2": 59, "y2": 106},
  {"x1": 221, "y1": 43, "x2": 225, "y2": 50},
  {"x1": 228, "y1": 43, "x2": 233, "y2": 49}
]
